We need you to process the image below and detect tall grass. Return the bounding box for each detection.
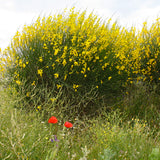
[0,88,159,159]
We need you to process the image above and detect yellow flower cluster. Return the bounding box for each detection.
[1,8,159,94]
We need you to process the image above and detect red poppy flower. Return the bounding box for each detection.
[64,121,73,128]
[48,116,58,124]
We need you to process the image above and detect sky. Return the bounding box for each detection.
[0,0,160,50]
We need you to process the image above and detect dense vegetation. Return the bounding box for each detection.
[0,8,159,159]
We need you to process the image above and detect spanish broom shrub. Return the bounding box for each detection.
[137,20,160,93]
[1,8,160,112]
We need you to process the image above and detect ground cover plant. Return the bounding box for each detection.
[0,88,159,160]
[0,7,160,159]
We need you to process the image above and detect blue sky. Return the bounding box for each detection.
[0,0,160,50]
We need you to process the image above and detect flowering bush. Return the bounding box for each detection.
[1,7,160,111]
[2,8,135,93]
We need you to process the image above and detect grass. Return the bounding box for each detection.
[0,85,160,160]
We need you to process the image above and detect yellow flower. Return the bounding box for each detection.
[73,84,79,89]
[62,59,67,66]
[54,73,59,79]
[108,76,112,81]
[54,49,59,56]
[95,56,99,60]
[74,89,77,92]
[32,81,35,86]
[69,58,73,62]
[57,84,61,89]
[52,63,55,69]
[39,57,43,62]
[37,106,41,110]
[16,80,21,85]
[64,74,67,80]
[50,98,56,102]
[19,60,23,67]
[26,92,30,97]
[38,69,43,77]
[23,63,26,68]
[74,61,78,66]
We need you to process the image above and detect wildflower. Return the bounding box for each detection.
[108,76,112,81]
[31,81,35,86]
[37,105,41,110]
[23,63,26,68]
[74,61,78,66]
[54,49,59,55]
[73,84,79,89]
[50,98,56,102]
[64,121,73,128]
[39,57,43,62]
[26,92,30,97]
[54,73,59,79]
[64,74,67,80]
[48,116,58,124]
[51,135,59,147]
[16,80,21,85]
[54,135,59,142]
[62,59,67,66]
[57,84,61,89]
[52,63,55,69]
[38,69,43,77]
[69,58,73,62]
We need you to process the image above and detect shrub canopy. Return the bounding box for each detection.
[1,8,160,97]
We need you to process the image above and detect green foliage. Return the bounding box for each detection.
[1,7,159,114]
[149,148,160,160]
[0,88,160,159]
[121,82,160,130]
[91,110,159,160]
[99,148,116,160]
